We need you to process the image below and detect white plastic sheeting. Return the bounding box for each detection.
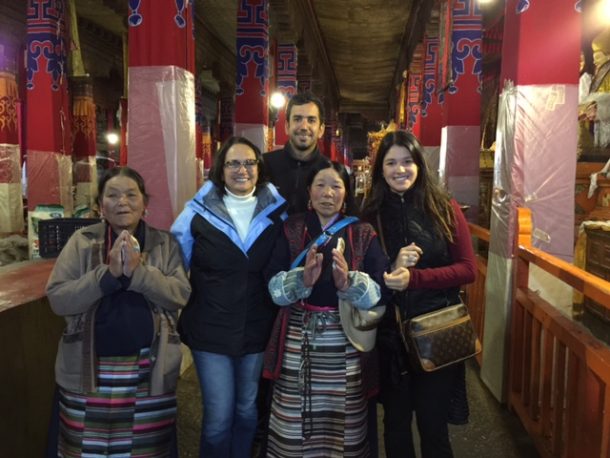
[481,80,578,401]
[74,155,97,210]
[26,150,73,216]
[128,66,196,231]
[439,125,481,222]
[490,81,577,261]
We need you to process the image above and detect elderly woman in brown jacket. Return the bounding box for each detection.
[46,167,190,457]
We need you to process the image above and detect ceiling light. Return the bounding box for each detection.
[602,0,610,23]
[270,91,286,109]
[106,132,119,145]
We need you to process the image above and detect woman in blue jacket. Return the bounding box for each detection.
[171,136,287,458]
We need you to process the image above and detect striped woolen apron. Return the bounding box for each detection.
[267,304,369,458]
[57,348,176,458]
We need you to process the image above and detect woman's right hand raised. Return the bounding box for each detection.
[394,243,423,269]
[303,245,323,287]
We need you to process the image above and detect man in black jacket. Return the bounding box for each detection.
[264,92,330,214]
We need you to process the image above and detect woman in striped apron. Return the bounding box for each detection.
[265,161,388,457]
[46,167,191,457]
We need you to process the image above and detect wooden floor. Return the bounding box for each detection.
[175,360,539,458]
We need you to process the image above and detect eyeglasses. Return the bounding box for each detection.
[224,159,259,170]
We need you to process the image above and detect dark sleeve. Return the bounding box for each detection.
[363,235,389,288]
[100,270,123,295]
[408,200,477,289]
[363,235,392,305]
[264,228,292,283]
[263,152,276,183]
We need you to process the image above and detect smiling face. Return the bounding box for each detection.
[101,175,146,234]
[382,145,419,195]
[285,102,325,159]
[223,143,259,196]
[309,167,346,227]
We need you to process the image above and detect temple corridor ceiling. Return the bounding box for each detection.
[1,0,436,122]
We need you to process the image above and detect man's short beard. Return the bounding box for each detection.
[292,141,313,151]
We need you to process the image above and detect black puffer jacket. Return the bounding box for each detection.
[378,190,460,320]
[175,183,287,356]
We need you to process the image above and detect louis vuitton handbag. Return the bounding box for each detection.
[396,302,481,372]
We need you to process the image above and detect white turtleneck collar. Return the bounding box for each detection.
[224,187,256,200]
[223,187,257,243]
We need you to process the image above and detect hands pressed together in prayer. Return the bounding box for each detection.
[384,242,422,292]
[108,230,141,278]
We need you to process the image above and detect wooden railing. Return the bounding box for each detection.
[465,222,490,365]
[507,208,610,457]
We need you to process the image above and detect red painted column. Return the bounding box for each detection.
[273,43,298,149]
[234,0,270,152]
[127,0,197,230]
[71,77,97,211]
[495,0,580,259]
[0,60,24,233]
[25,1,73,216]
[419,34,443,177]
[481,0,580,402]
[438,0,482,222]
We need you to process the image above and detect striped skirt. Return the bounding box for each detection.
[58,348,177,458]
[267,305,369,458]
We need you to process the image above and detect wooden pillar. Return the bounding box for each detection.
[127,0,197,230]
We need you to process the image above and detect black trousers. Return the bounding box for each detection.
[380,364,459,458]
